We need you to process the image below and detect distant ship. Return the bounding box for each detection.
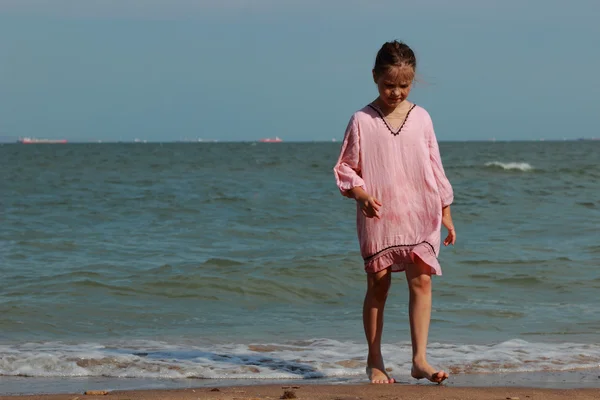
[259,137,282,143]
[17,137,68,144]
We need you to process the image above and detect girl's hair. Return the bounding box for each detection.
[373,40,417,77]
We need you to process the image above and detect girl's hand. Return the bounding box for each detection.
[443,227,456,246]
[359,195,382,219]
[348,187,382,219]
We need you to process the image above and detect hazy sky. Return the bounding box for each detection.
[1,0,599,142]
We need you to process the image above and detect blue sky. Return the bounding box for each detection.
[1,0,599,142]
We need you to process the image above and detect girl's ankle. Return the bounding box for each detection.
[367,352,384,361]
[412,356,427,365]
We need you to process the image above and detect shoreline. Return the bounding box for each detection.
[2,383,600,400]
[2,370,600,399]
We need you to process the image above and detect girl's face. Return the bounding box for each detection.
[373,65,415,109]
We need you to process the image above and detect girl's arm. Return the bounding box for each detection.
[426,115,454,208]
[333,116,381,218]
[442,205,456,246]
[426,113,456,245]
[333,116,366,197]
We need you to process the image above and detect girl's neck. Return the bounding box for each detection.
[372,97,412,116]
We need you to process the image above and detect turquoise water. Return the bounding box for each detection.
[0,141,599,394]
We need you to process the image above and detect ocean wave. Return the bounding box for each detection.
[484,162,534,171]
[1,339,599,380]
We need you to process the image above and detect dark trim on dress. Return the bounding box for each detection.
[368,103,417,136]
[363,241,436,262]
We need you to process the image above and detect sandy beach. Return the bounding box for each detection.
[2,383,600,400]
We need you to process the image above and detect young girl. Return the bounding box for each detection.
[333,40,456,384]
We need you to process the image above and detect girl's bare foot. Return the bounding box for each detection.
[366,355,395,384]
[366,366,395,384]
[411,362,448,384]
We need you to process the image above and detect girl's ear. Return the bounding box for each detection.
[372,69,378,84]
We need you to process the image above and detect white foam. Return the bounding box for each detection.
[485,162,533,171]
[1,339,599,380]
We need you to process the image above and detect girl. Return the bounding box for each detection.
[333,40,456,384]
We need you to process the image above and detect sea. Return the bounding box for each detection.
[0,141,599,395]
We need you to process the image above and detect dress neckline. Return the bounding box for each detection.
[368,103,417,136]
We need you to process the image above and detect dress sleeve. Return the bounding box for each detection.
[426,113,454,207]
[333,115,366,197]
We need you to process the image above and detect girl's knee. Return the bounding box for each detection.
[367,269,392,298]
[409,273,431,293]
[407,256,433,293]
[368,285,390,303]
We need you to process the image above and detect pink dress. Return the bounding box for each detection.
[333,104,454,275]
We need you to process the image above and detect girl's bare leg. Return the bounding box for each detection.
[405,257,448,383]
[363,267,395,383]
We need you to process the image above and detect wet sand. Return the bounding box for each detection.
[2,384,600,400]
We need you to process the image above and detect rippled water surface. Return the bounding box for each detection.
[0,141,598,391]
